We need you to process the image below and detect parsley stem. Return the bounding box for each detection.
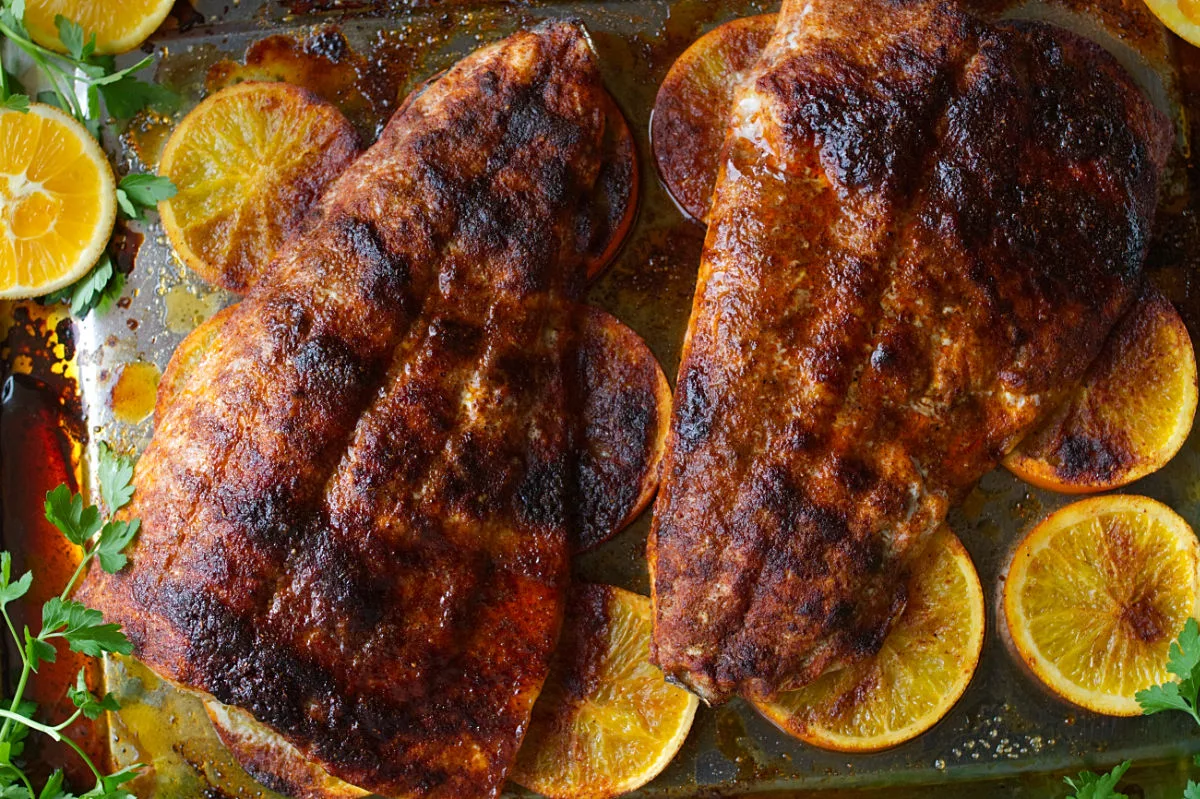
[12,764,34,798]
[60,547,94,602]
[0,706,58,741]
[0,604,23,666]
[0,651,31,741]
[54,706,84,731]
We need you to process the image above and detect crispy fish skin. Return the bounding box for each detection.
[649,0,1172,706]
[79,23,605,798]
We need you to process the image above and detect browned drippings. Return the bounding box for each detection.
[111,361,162,424]
[204,24,456,141]
[0,305,110,786]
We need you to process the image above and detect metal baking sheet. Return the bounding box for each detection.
[6,1,1200,796]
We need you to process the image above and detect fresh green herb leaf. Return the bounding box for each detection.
[94,519,139,574]
[67,254,115,317]
[115,174,176,221]
[66,670,120,721]
[1136,618,1200,723]
[91,270,125,316]
[0,553,32,606]
[24,627,54,671]
[0,440,145,794]
[1185,781,1200,799]
[0,94,27,112]
[118,173,175,209]
[52,15,91,62]
[114,189,137,219]
[97,442,135,512]
[1063,761,1129,799]
[43,485,102,547]
[35,770,62,799]
[99,75,178,120]
[41,597,132,657]
[34,90,62,111]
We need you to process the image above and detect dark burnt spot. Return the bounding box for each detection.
[515,456,567,530]
[220,480,303,552]
[1122,598,1168,644]
[834,456,876,494]
[341,217,414,311]
[427,318,482,359]
[675,368,713,449]
[1055,432,1130,483]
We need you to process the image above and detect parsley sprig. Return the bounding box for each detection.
[0,443,143,798]
[1062,618,1200,799]
[0,0,177,317]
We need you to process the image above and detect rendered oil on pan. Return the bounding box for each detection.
[5,0,1200,796]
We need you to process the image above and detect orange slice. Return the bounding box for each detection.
[1004,495,1200,716]
[158,82,358,294]
[1140,0,1200,47]
[511,584,698,799]
[0,103,116,299]
[755,526,984,752]
[26,0,175,55]
[651,14,776,222]
[569,306,671,552]
[581,93,639,281]
[1004,287,1197,493]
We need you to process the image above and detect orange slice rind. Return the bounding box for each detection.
[1003,495,1200,716]
[754,526,984,752]
[511,584,698,799]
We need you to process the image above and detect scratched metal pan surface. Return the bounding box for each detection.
[57,0,1200,796]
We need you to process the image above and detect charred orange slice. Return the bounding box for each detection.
[26,0,175,55]
[158,82,358,294]
[570,306,671,551]
[581,93,639,281]
[1141,0,1200,46]
[1004,288,1197,493]
[754,526,984,752]
[1004,495,1200,716]
[0,103,116,299]
[511,584,698,799]
[651,14,775,222]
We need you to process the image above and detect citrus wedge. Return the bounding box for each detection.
[1004,495,1200,716]
[26,0,175,55]
[651,14,776,222]
[511,584,698,799]
[158,81,358,294]
[1140,0,1200,47]
[754,526,984,752]
[1005,287,1197,493]
[0,102,115,299]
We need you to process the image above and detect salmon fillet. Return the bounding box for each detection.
[649,0,1172,705]
[80,23,605,798]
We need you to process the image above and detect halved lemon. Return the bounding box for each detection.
[1004,495,1200,716]
[158,82,358,294]
[511,584,698,799]
[754,526,984,752]
[0,103,115,299]
[25,0,175,55]
[1004,287,1197,494]
[1140,0,1200,47]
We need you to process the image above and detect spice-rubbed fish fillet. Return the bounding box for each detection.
[80,23,605,798]
[649,0,1172,705]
